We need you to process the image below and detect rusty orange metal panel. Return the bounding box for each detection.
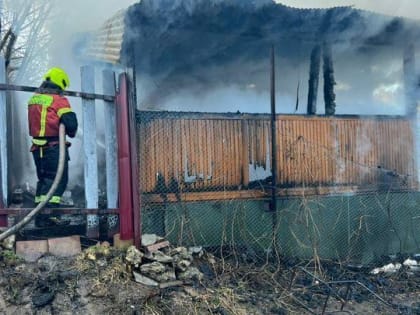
[137,113,416,195]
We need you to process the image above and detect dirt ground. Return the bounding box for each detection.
[1,246,420,315]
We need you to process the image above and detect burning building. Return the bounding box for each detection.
[1,0,419,262]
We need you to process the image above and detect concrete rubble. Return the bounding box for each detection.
[126,234,205,288]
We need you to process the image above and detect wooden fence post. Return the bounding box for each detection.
[103,69,119,237]
[81,66,99,238]
[0,57,7,227]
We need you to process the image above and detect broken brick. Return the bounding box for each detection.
[16,240,48,262]
[145,240,170,253]
[48,235,81,257]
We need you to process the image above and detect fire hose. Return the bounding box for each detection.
[0,123,66,242]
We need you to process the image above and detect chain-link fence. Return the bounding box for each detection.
[137,110,420,264]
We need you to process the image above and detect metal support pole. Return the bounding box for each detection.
[270,46,279,254]
[116,73,134,241]
[103,70,119,237]
[0,57,7,227]
[270,46,277,212]
[81,66,99,238]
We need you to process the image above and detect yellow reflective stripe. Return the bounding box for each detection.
[32,139,47,146]
[57,107,72,117]
[39,106,48,137]
[28,94,54,137]
[49,196,61,204]
[36,195,47,203]
[28,94,53,107]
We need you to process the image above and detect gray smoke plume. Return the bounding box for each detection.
[120,0,420,114]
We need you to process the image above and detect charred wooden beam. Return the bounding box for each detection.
[403,43,416,116]
[323,42,336,115]
[307,45,321,115]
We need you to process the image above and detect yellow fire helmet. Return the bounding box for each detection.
[43,67,70,90]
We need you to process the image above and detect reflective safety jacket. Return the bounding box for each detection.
[28,93,77,146]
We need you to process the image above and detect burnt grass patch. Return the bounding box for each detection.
[0,247,420,314]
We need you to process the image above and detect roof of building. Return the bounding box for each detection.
[82,9,126,64]
[81,1,420,66]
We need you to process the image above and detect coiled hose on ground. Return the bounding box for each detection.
[0,123,66,242]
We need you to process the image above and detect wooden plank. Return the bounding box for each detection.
[143,123,150,192]
[284,120,291,185]
[81,66,99,238]
[296,119,302,185]
[208,119,215,186]
[0,83,115,101]
[248,120,254,167]
[277,118,283,185]
[153,120,159,192]
[241,120,250,186]
[302,120,309,184]
[226,119,232,187]
[208,119,214,189]
[216,119,224,187]
[201,120,208,189]
[174,119,181,189]
[225,120,232,187]
[308,120,315,184]
[399,121,407,180]
[102,70,118,208]
[316,120,323,183]
[233,120,243,186]
[189,118,197,189]
[234,120,241,186]
[347,120,351,183]
[0,57,7,216]
[291,119,298,184]
[272,119,276,184]
[142,185,391,204]
[163,119,169,189]
[102,70,118,237]
[144,123,152,192]
[207,119,214,188]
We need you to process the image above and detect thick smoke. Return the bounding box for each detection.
[122,0,420,115]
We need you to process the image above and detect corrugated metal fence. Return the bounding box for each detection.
[138,112,416,197]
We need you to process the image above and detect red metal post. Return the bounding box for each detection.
[115,73,135,241]
[0,201,6,227]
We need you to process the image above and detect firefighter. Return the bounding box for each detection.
[28,67,78,226]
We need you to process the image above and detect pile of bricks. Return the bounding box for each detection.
[125,234,204,289]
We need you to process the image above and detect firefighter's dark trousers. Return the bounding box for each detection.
[32,145,69,205]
